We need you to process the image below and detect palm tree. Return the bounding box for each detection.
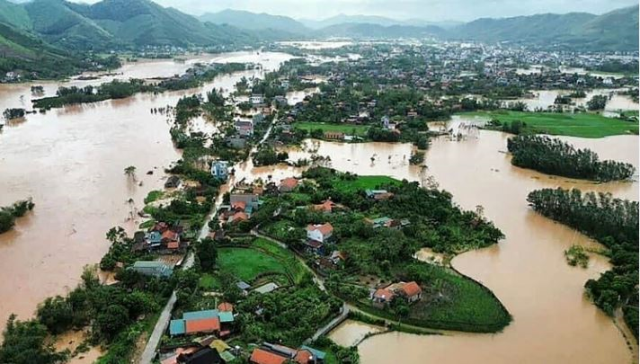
[124,166,137,181]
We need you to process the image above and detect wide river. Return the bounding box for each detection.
[0,52,637,364]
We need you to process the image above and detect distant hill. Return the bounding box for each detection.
[200,9,308,35]
[450,6,639,51]
[318,22,446,39]
[301,14,401,29]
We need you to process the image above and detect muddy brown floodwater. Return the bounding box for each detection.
[0,52,292,338]
[321,130,638,364]
[230,130,638,363]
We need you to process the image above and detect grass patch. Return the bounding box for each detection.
[217,247,285,282]
[333,175,400,193]
[139,219,156,229]
[463,110,639,138]
[144,190,164,204]
[253,238,307,284]
[198,273,221,290]
[294,122,370,136]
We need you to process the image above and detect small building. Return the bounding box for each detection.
[177,347,225,364]
[312,200,334,213]
[323,131,344,140]
[230,193,259,210]
[372,287,395,307]
[365,189,394,201]
[165,175,181,188]
[235,119,254,137]
[250,348,287,364]
[211,160,229,180]
[279,177,298,192]
[306,223,333,243]
[250,94,265,106]
[254,282,279,294]
[170,310,223,337]
[397,281,423,303]
[130,261,173,278]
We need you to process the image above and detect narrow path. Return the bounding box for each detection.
[309,303,350,342]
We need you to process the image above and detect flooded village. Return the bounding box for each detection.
[0,29,638,364]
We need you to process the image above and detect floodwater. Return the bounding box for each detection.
[0,52,292,334]
[329,320,385,347]
[334,130,638,364]
[510,89,638,114]
[233,130,638,363]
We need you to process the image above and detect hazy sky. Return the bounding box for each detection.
[70,0,638,21]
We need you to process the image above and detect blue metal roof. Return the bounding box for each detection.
[300,346,326,360]
[169,319,185,336]
[183,309,219,321]
[218,311,234,323]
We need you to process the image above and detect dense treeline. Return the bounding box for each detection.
[507,135,635,181]
[3,108,26,120]
[0,199,35,234]
[527,188,638,339]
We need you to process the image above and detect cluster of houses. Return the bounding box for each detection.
[133,221,188,253]
[372,281,423,308]
[249,343,327,364]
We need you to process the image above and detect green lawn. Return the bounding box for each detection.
[294,122,370,136]
[462,111,639,138]
[217,248,285,282]
[333,175,400,193]
[253,238,307,284]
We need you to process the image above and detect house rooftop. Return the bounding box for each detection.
[250,348,288,364]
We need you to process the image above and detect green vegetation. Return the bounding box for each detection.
[527,188,638,339]
[143,190,163,204]
[472,110,639,138]
[0,315,68,364]
[564,245,589,268]
[331,174,400,193]
[0,199,35,234]
[256,167,510,332]
[294,122,370,136]
[507,135,635,181]
[3,108,25,120]
[217,247,285,282]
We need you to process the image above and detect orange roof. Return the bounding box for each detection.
[185,318,220,334]
[218,302,233,312]
[162,230,179,241]
[232,201,246,211]
[315,223,333,236]
[232,212,248,222]
[250,348,288,364]
[373,288,394,302]
[167,241,180,249]
[313,200,334,212]
[280,177,298,189]
[294,350,313,364]
[401,281,422,297]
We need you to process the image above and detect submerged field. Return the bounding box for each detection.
[463,111,639,138]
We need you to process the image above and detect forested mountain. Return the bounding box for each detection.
[450,6,639,51]
[200,9,308,35]
[0,0,259,50]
